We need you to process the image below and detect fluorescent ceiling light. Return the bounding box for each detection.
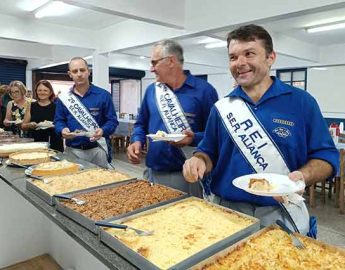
[306,21,345,33]
[38,60,69,69]
[205,41,227,49]
[139,56,146,59]
[198,37,221,44]
[17,0,50,12]
[35,1,75,19]
[311,67,327,70]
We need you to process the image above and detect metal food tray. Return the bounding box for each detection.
[26,175,135,206]
[189,225,345,269]
[55,179,188,234]
[99,197,260,270]
[190,226,275,270]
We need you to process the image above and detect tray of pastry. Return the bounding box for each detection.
[26,168,133,205]
[190,225,345,270]
[98,197,260,270]
[55,179,187,234]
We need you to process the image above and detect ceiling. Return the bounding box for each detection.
[1,0,345,74]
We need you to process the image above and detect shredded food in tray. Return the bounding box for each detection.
[105,198,254,269]
[31,168,130,195]
[62,180,184,220]
[199,228,345,270]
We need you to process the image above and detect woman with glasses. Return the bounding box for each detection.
[22,80,63,152]
[3,80,31,137]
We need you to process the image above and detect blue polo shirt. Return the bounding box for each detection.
[55,84,118,148]
[197,77,339,206]
[131,73,218,171]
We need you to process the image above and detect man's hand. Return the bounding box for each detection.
[30,122,38,129]
[61,127,76,139]
[273,170,306,202]
[90,128,103,141]
[169,130,194,148]
[127,141,142,164]
[183,156,206,183]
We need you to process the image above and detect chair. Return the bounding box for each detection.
[335,149,345,214]
[110,134,126,153]
[307,178,333,208]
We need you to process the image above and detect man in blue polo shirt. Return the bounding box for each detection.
[183,24,339,234]
[55,57,118,168]
[127,39,218,196]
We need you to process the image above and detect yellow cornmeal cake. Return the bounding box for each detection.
[105,198,254,269]
[197,227,345,270]
[9,150,54,165]
[31,168,130,195]
[0,142,48,157]
[31,160,80,176]
[155,130,166,137]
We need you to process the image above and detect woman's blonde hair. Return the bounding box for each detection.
[9,80,26,98]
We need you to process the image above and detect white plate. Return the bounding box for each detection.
[233,173,305,196]
[70,131,95,138]
[146,133,186,142]
[6,120,23,124]
[36,121,54,130]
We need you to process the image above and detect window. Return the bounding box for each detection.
[277,68,307,90]
[0,58,27,85]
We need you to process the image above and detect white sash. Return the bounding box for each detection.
[215,97,289,174]
[59,90,108,157]
[155,82,190,133]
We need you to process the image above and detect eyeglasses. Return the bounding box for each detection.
[10,91,20,95]
[150,56,171,67]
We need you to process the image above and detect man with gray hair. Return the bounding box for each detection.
[127,39,218,196]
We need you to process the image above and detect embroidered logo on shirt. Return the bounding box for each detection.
[89,107,100,116]
[273,118,294,126]
[273,127,291,138]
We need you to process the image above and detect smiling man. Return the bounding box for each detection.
[127,39,218,196]
[183,24,339,235]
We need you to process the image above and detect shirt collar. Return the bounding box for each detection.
[182,70,195,88]
[227,76,293,104]
[71,84,95,97]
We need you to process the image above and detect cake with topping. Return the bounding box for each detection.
[31,160,80,176]
[248,178,272,192]
[9,149,55,165]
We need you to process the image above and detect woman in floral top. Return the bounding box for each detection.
[3,81,31,137]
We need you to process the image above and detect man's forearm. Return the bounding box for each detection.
[299,159,333,186]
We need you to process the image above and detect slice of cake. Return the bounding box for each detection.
[31,160,80,176]
[9,150,55,165]
[155,130,167,137]
[248,178,272,192]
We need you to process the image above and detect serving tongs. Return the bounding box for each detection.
[276,220,305,249]
[95,221,154,236]
[54,194,86,205]
[27,174,52,184]
[7,162,29,169]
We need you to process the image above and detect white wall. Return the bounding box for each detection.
[208,73,233,98]
[307,66,345,118]
[140,72,233,100]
